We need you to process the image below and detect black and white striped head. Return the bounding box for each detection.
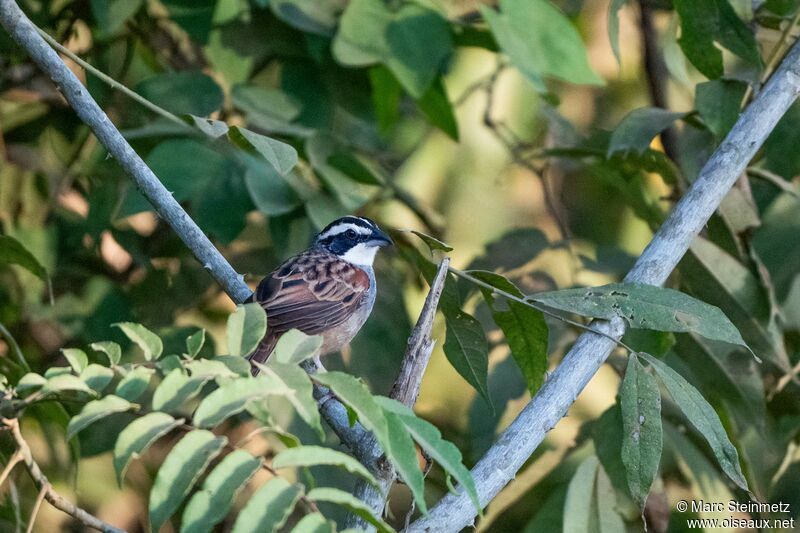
[314,216,393,266]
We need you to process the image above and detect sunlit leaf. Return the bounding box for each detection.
[193,377,275,428]
[232,477,303,533]
[113,322,163,361]
[67,395,132,439]
[273,445,379,487]
[61,348,88,373]
[91,341,122,365]
[227,303,268,357]
[291,513,335,533]
[185,329,206,358]
[563,455,599,532]
[306,487,394,533]
[182,450,262,533]
[42,374,95,395]
[229,126,299,176]
[149,430,227,531]
[152,368,210,413]
[382,410,427,514]
[79,364,114,393]
[268,329,323,366]
[312,371,389,446]
[257,363,324,438]
[114,412,184,485]
[115,366,154,401]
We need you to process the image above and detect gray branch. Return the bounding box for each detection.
[407,38,800,533]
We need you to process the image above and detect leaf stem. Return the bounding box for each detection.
[35,27,186,128]
[447,266,635,353]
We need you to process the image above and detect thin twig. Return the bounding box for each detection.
[35,27,185,128]
[0,451,23,487]
[1,418,126,533]
[25,485,46,533]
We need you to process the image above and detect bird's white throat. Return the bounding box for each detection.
[341,243,379,266]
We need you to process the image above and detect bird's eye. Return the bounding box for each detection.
[345,229,357,239]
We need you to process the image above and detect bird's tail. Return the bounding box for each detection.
[247,332,279,376]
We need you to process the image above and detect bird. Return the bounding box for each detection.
[247,216,393,374]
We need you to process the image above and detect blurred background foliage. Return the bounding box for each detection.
[1,0,800,531]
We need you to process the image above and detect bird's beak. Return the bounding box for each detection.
[368,228,393,247]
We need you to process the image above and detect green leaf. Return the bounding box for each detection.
[115,366,154,401]
[186,359,240,379]
[42,374,95,395]
[305,487,394,533]
[595,465,626,533]
[383,4,453,98]
[469,271,549,394]
[377,397,480,514]
[113,322,163,361]
[61,348,88,373]
[531,282,750,350]
[312,371,389,445]
[0,235,47,281]
[152,368,210,412]
[270,0,343,36]
[183,115,229,139]
[416,77,459,141]
[181,449,262,533]
[258,363,324,438]
[273,445,379,487]
[15,373,46,394]
[226,303,267,358]
[674,0,761,79]
[90,0,144,36]
[136,72,223,116]
[408,230,453,253]
[231,85,305,136]
[193,377,274,428]
[682,237,784,368]
[382,410,427,514]
[563,455,599,533]
[67,395,132,439]
[443,311,491,406]
[291,513,335,533]
[607,107,685,157]
[114,412,184,485]
[80,364,114,392]
[232,477,303,533]
[186,329,206,358]
[480,0,603,91]
[91,341,122,365]
[639,353,748,491]
[695,79,748,140]
[333,0,452,97]
[370,66,402,136]
[268,329,323,366]
[149,430,227,531]
[607,0,628,64]
[228,126,299,176]
[619,355,662,508]
[243,157,303,216]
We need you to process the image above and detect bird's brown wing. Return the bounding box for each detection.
[247,251,370,369]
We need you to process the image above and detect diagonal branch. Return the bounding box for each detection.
[1,418,127,533]
[406,36,800,533]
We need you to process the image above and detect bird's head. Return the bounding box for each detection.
[314,216,393,266]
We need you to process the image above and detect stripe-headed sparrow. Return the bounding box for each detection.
[248,216,393,373]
